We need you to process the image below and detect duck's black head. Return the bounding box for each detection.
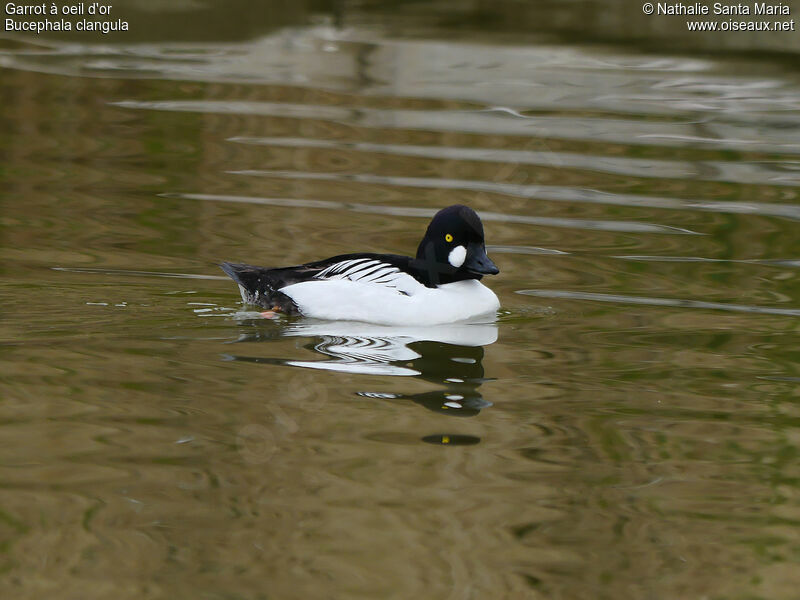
[413,205,499,286]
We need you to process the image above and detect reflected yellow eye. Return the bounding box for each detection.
[445,234,453,242]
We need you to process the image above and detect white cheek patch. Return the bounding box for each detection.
[448,245,467,268]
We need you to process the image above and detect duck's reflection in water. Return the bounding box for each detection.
[225,319,498,418]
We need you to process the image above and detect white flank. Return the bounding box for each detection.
[280,278,500,326]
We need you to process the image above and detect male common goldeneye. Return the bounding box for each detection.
[220,204,500,326]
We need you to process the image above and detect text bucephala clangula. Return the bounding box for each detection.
[220,204,500,326]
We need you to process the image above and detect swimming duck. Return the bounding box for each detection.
[220,204,500,326]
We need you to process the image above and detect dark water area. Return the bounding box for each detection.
[2,1,800,598]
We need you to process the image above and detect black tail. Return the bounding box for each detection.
[220,262,258,289]
[219,262,300,314]
[220,262,271,305]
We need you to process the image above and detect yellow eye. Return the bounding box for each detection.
[445,234,453,243]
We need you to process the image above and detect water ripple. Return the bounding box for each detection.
[228,168,800,221]
[517,289,800,316]
[52,267,228,280]
[166,192,698,235]
[229,136,800,188]
[113,99,800,154]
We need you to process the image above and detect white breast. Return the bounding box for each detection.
[280,278,500,326]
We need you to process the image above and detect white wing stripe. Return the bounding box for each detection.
[338,261,374,277]
[353,264,391,280]
[342,261,380,278]
[360,266,399,281]
[360,267,398,282]
[316,258,372,278]
[315,259,404,286]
